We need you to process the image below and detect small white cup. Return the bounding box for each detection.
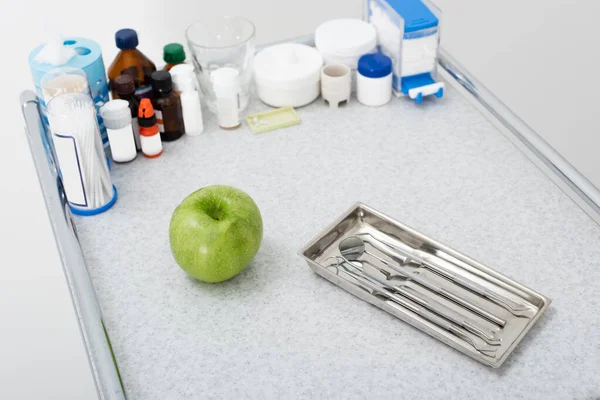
[321,64,351,108]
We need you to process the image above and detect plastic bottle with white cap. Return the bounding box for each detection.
[170,64,204,136]
[211,67,241,129]
[100,99,137,162]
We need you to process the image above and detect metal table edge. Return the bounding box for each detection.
[20,92,126,400]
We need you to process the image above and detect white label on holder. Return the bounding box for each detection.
[155,110,164,133]
[53,134,87,207]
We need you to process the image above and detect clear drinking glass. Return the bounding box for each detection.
[186,16,256,113]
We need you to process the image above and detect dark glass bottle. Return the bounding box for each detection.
[114,74,142,151]
[108,29,157,100]
[151,71,185,141]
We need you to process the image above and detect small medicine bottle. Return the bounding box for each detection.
[108,29,157,100]
[171,64,203,136]
[163,43,186,71]
[211,67,241,129]
[151,70,185,141]
[114,74,141,151]
[138,99,163,158]
[100,100,137,163]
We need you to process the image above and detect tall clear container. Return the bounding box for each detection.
[368,0,444,102]
[186,16,255,113]
[47,93,117,215]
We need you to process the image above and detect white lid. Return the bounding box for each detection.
[170,64,196,91]
[100,99,131,130]
[315,19,377,57]
[253,43,323,90]
[170,64,194,81]
[211,67,239,96]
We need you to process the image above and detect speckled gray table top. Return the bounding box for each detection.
[76,80,600,399]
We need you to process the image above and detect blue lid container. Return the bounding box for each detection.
[384,0,439,33]
[358,53,393,78]
[29,38,109,144]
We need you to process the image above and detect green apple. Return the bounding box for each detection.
[169,185,263,283]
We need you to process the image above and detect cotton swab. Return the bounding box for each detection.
[46,92,115,214]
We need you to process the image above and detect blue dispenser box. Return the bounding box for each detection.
[29,38,109,143]
[369,0,444,103]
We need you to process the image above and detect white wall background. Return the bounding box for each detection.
[1,0,598,398]
[434,0,600,189]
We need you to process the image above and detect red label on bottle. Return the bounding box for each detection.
[154,110,165,133]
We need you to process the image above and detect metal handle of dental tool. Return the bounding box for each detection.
[339,238,496,342]
[359,233,530,316]
[361,263,500,345]
[331,258,497,357]
[451,275,528,314]
[359,237,507,327]
[402,305,497,358]
[340,236,506,327]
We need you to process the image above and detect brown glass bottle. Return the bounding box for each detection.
[108,29,156,100]
[114,74,142,151]
[151,71,184,141]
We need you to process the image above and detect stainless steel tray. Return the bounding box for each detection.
[299,203,551,368]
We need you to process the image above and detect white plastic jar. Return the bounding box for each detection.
[357,53,393,107]
[100,99,137,162]
[253,43,323,108]
[315,18,377,90]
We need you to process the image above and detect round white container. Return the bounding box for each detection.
[357,53,393,107]
[100,99,137,162]
[315,19,377,70]
[253,43,323,108]
[357,73,392,106]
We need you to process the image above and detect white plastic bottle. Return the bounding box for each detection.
[211,67,241,129]
[100,99,137,162]
[170,64,204,136]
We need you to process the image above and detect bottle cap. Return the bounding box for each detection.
[211,67,239,97]
[151,70,173,96]
[114,74,136,95]
[315,19,377,57]
[170,64,196,91]
[115,29,139,50]
[163,43,186,64]
[100,99,132,130]
[138,98,157,127]
[358,53,392,78]
[253,43,323,91]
